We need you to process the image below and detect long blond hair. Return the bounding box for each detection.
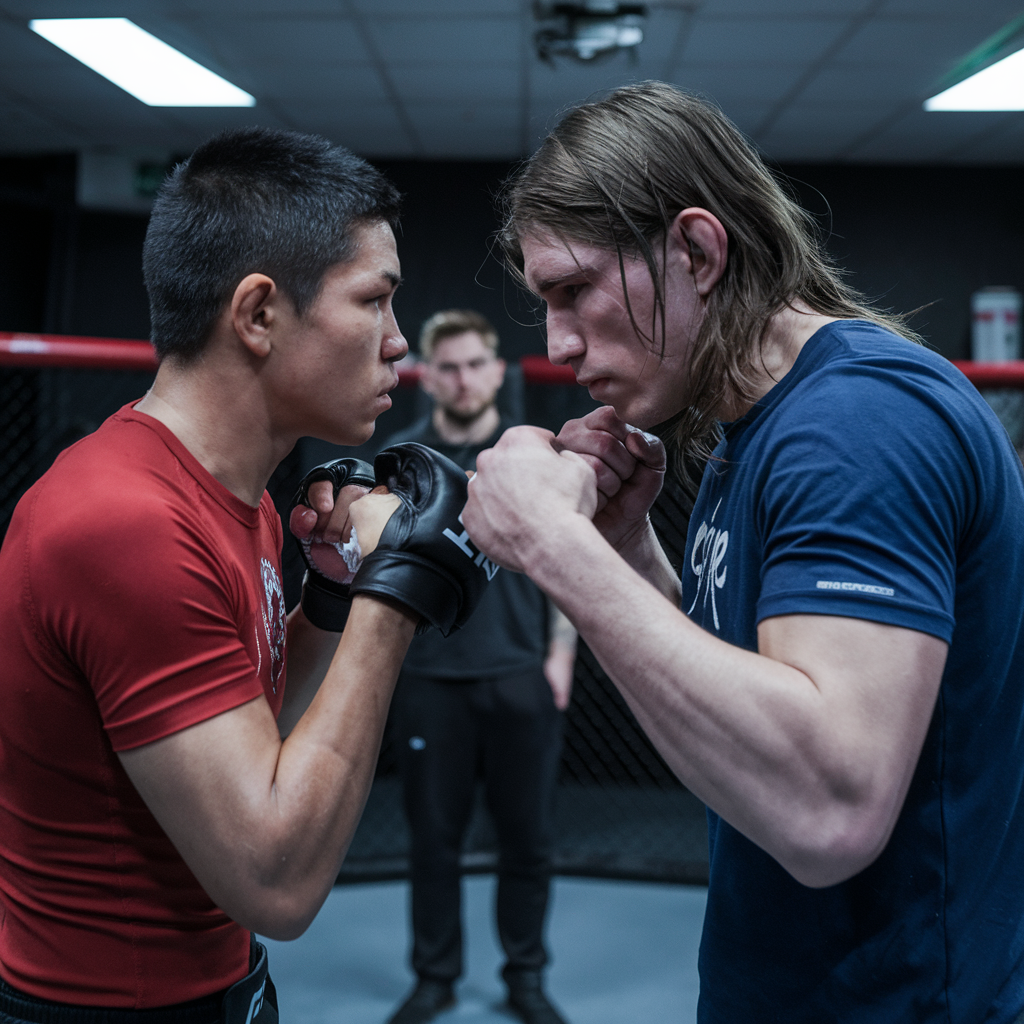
[499,81,919,467]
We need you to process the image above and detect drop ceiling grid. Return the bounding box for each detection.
[0,1,1018,162]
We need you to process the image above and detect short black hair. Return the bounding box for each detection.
[142,126,401,362]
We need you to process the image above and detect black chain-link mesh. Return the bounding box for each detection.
[341,465,710,885]
[1,367,157,539]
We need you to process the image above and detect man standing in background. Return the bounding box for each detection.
[382,311,575,1024]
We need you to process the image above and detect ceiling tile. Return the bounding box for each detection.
[805,63,937,104]
[406,99,520,157]
[761,101,897,156]
[849,108,1015,161]
[672,64,807,106]
[366,15,519,65]
[713,102,778,137]
[950,117,1024,163]
[0,62,147,107]
[390,64,519,102]
[255,64,386,103]
[273,98,412,154]
[197,15,368,67]
[838,14,1019,69]
[0,1,179,15]
[880,0,1022,15]
[700,0,867,12]
[353,0,519,12]
[0,19,81,67]
[528,62,650,103]
[407,98,517,133]
[174,0,353,11]
[629,7,694,70]
[0,98,81,149]
[683,15,850,65]
[157,106,291,134]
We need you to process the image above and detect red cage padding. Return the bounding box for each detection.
[0,333,580,386]
[0,334,157,371]
[950,361,1024,388]
[3,333,1021,389]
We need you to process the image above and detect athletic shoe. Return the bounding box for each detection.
[385,979,455,1024]
[504,971,569,1024]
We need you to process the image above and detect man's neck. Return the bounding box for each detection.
[716,303,840,422]
[135,358,291,508]
[431,402,500,446]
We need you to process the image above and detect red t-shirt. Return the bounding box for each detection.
[0,403,287,1007]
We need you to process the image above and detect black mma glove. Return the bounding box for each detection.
[350,442,497,636]
[292,458,376,632]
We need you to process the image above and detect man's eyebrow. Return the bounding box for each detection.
[531,267,592,295]
[382,270,403,288]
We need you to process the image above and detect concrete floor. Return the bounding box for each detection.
[261,876,707,1024]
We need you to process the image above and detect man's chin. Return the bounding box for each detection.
[603,398,653,431]
[442,402,493,427]
[315,420,375,448]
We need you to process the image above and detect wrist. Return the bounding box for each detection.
[520,511,603,584]
[349,593,420,637]
[300,571,351,632]
[617,518,681,602]
[615,515,658,566]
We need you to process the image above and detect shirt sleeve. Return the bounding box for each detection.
[754,369,974,642]
[28,486,265,751]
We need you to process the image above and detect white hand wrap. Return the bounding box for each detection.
[335,527,364,575]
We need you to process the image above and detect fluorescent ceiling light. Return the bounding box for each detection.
[29,18,254,107]
[925,46,1024,111]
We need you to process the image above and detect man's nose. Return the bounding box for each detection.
[545,315,585,365]
[384,312,408,362]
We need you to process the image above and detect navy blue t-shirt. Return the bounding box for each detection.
[683,321,1024,1023]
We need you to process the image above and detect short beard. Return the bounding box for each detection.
[440,402,494,428]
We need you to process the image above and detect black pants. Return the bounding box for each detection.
[397,667,564,984]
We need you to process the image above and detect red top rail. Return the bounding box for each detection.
[2,333,1022,389]
[0,333,580,385]
[0,333,158,372]
[950,361,1024,388]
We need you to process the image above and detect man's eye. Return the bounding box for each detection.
[564,284,583,299]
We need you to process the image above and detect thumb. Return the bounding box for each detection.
[289,505,318,539]
[624,425,667,472]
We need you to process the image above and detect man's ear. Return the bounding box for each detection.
[230,273,278,358]
[669,208,728,297]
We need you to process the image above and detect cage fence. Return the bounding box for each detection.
[4,339,1022,888]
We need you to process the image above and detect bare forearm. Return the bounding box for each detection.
[122,596,416,938]
[614,517,682,604]
[252,597,415,928]
[277,606,342,737]
[521,517,915,886]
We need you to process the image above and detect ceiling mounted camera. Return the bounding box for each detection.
[534,2,647,63]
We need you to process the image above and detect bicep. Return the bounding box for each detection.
[118,696,282,914]
[759,613,948,828]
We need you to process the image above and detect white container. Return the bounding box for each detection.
[971,287,1022,362]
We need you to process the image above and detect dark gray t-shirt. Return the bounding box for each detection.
[380,415,548,680]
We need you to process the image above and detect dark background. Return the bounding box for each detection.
[3,155,1024,364]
